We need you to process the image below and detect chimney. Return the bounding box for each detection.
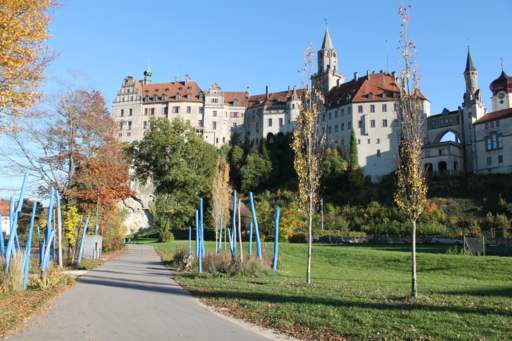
[336,79,340,86]
[265,85,269,99]
[366,70,369,77]
[354,72,359,80]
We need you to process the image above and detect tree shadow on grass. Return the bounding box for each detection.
[188,289,511,317]
[441,287,512,297]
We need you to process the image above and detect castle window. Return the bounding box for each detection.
[348,121,352,129]
[151,108,155,115]
[358,105,363,113]
[499,155,504,164]
[322,114,325,122]
[382,104,387,112]
[368,138,371,144]
[496,120,500,127]
[129,108,133,116]
[143,121,148,129]
[370,120,376,128]
[128,121,132,130]
[358,120,363,128]
[268,118,272,127]
[341,123,345,130]
[164,107,168,117]
[187,106,191,113]
[213,110,217,117]
[335,110,338,118]
[377,138,380,144]
[394,103,398,112]
[486,133,502,151]
[212,121,217,130]
[144,108,148,115]
[370,105,375,113]
[357,139,361,144]
[173,106,179,113]
[348,107,352,114]
[212,98,218,103]
[383,119,388,127]
[334,125,339,132]
[279,118,283,127]
[487,156,492,166]
[120,109,124,117]
[328,112,332,120]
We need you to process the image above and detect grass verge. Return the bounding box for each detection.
[154,240,512,340]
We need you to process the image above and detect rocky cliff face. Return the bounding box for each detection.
[118,195,153,234]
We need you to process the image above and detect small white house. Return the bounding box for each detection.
[0,199,10,238]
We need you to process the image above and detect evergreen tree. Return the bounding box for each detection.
[349,129,358,171]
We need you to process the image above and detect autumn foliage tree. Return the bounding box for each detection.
[393,6,428,298]
[0,0,55,129]
[212,156,231,243]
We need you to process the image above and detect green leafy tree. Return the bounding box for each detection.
[240,151,272,192]
[228,144,244,188]
[130,118,217,230]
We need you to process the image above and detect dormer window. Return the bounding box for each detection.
[187,94,192,100]
[175,95,180,100]
[368,93,373,99]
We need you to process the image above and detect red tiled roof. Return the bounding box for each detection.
[248,88,305,108]
[474,108,512,125]
[327,72,426,108]
[224,91,249,107]
[141,81,203,102]
[0,199,9,216]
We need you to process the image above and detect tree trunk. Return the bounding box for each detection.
[411,219,417,297]
[306,191,313,285]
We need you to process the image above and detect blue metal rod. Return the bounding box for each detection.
[249,192,262,259]
[195,210,199,258]
[272,207,281,271]
[23,202,37,289]
[77,216,90,266]
[198,199,203,273]
[5,198,17,269]
[249,221,253,257]
[232,191,237,256]
[0,211,4,258]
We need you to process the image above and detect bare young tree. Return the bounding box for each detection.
[291,45,325,285]
[394,6,428,298]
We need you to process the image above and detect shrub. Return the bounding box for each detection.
[103,207,128,251]
[33,265,66,290]
[173,248,195,271]
[288,232,306,243]
[202,252,270,277]
[160,229,174,242]
[0,254,24,292]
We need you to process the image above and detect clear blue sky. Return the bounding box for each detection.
[1,0,512,195]
[44,0,512,113]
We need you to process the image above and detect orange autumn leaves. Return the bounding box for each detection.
[0,0,55,128]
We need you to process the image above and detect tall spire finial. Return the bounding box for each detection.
[501,57,505,72]
[465,46,476,72]
[321,26,333,49]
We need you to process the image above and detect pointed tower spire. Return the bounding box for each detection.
[321,28,333,49]
[465,47,476,72]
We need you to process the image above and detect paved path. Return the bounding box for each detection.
[7,244,272,341]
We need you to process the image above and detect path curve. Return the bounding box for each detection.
[6,244,272,341]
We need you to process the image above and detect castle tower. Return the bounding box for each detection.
[490,63,512,112]
[464,48,479,101]
[311,29,344,98]
[461,48,486,173]
[143,66,152,85]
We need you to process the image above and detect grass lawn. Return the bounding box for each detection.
[153,241,512,340]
